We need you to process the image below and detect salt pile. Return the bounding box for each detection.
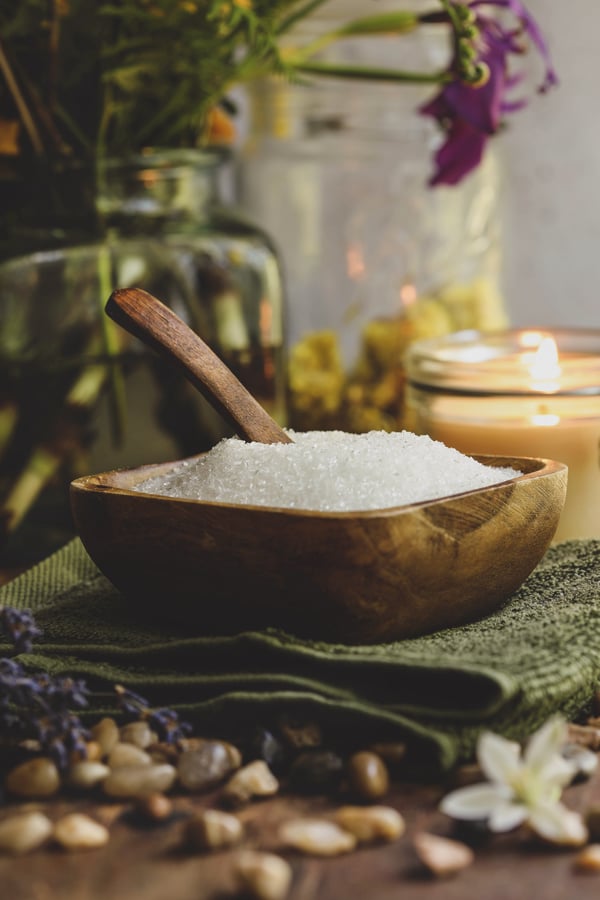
[134,430,519,512]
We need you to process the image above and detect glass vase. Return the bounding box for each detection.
[237,12,507,433]
[0,149,286,565]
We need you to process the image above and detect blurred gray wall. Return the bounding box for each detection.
[499,0,600,328]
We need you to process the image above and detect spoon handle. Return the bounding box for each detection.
[106,287,292,444]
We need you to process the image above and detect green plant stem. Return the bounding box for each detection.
[0,38,44,157]
[96,243,128,446]
[295,61,450,85]
[0,329,126,543]
[0,403,18,465]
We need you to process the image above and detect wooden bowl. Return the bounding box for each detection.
[70,454,567,643]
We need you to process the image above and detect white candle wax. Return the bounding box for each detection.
[425,398,600,543]
[405,330,600,543]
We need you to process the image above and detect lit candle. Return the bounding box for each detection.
[405,329,600,542]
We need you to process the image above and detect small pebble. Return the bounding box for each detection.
[0,811,53,855]
[413,832,474,877]
[574,844,600,872]
[278,717,322,750]
[120,721,157,749]
[148,742,179,764]
[346,751,389,801]
[135,793,173,823]
[184,809,243,850]
[53,813,110,850]
[279,818,356,856]
[91,717,120,757]
[233,850,292,900]
[6,758,61,798]
[222,760,279,806]
[103,763,177,799]
[562,744,598,779]
[69,741,102,765]
[177,737,207,753]
[177,741,240,792]
[108,743,152,768]
[288,750,344,794]
[451,763,484,788]
[244,727,287,773]
[333,805,405,843]
[67,761,110,791]
[367,742,407,770]
[567,723,600,751]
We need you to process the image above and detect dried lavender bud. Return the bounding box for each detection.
[0,607,43,655]
[114,685,192,744]
[0,657,89,770]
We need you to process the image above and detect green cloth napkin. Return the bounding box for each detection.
[2,537,600,774]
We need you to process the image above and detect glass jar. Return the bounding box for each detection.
[237,9,507,433]
[0,149,286,565]
[405,328,600,542]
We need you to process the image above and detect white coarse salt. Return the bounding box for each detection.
[134,430,520,512]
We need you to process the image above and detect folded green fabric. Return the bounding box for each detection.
[2,537,600,774]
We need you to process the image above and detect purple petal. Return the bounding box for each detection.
[443,52,506,134]
[469,0,558,91]
[428,119,488,187]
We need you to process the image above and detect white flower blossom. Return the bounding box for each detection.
[440,717,588,846]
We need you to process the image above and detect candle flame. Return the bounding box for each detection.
[527,336,561,393]
[531,412,560,427]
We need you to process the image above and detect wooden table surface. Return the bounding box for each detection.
[1,761,600,900]
[1,569,600,899]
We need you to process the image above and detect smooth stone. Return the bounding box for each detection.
[0,811,53,854]
[119,721,157,749]
[5,758,61,798]
[108,743,152,768]
[279,818,356,856]
[222,760,279,806]
[288,750,344,794]
[90,718,120,757]
[134,793,173,823]
[103,763,176,798]
[184,809,244,850]
[413,832,474,877]
[53,813,110,850]
[346,751,389,801]
[67,761,110,791]
[233,850,292,900]
[177,741,238,792]
[334,805,405,843]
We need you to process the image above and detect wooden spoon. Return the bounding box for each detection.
[105,287,292,444]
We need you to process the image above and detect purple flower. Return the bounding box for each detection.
[420,0,557,186]
[0,607,43,655]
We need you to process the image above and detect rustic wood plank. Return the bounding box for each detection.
[0,768,599,899]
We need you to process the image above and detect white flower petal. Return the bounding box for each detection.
[562,744,599,778]
[524,716,567,772]
[528,802,588,847]
[477,731,521,784]
[488,802,528,833]
[440,783,510,821]
[535,754,577,790]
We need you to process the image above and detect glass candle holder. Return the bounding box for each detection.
[405,328,600,543]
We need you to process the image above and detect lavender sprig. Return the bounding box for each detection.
[115,685,192,744]
[0,606,193,769]
[0,607,43,654]
[0,656,90,770]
